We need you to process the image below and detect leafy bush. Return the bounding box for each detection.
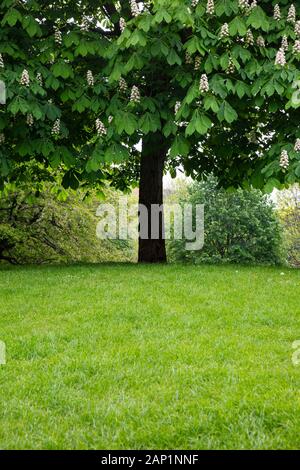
[0,187,134,265]
[168,176,284,266]
[278,186,300,268]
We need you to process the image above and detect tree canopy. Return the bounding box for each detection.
[1,0,300,196]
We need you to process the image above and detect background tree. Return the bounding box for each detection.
[0,181,135,264]
[1,1,300,263]
[278,184,300,267]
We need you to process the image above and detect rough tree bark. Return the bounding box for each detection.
[138,132,168,263]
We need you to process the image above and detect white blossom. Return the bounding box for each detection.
[52,119,61,136]
[119,77,128,93]
[87,70,94,87]
[280,150,289,170]
[295,21,300,37]
[96,119,107,137]
[26,114,34,127]
[20,69,30,87]
[130,85,141,103]
[250,1,257,10]
[175,101,181,114]
[246,29,254,46]
[294,139,300,152]
[36,72,43,86]
[273,4,281,21]
[200,74,209,93]
[54,27,62,45]
[248,130,258,144]
[293,40,300,54]
[185,51,193,64]
[287,4,296,24]
[281,35,289,51]
[275,48,286,66]
[108,116,113,124]
[0,133,5,144]
[191,0,199,7]
[226,57,235,74]
[220,23,229,39]
[119,17,126,32]
[257,36,265,47]
[238,0,250,11]
[81,16,90,32]
[194,56,201,70]
[0,54,4,69]
[130,0,140,17]
[206,0,215,15]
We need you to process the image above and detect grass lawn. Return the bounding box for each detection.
[0,263,299,450]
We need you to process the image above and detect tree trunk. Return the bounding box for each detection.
[138,132,167,263]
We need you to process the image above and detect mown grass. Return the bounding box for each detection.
[0,263,299,450]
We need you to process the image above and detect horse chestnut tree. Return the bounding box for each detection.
[0,1,300,262]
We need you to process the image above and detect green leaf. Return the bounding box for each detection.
[229,16,247,36]
[295,164,300,178]
[72,95,91,113]
[60,146,76,167]
[264,178,281,193]
[235,81,249,99]
[62,170,80,190]
[139,14,152,32]
[104,143,129,163]
[45,75,60,91]
[186,111,212,136]
[170,136,190,157]
[218,101,238,123]
[109,61,123,82]
[22,16,41,37]
[52,62,73,79]
[115,112,137,135]
[167,49,182,66]
[44,103,61,121]
[16,141,32,156]
[64,32,80,47]
[163,120,177,138]
[203,95,220,113]
[247,6,269,32]
[139,113,161,134]
[127,30,147,47]
[2,8,22,27]
[185,36,206,55]
[153,8,172,24]
[8,97,29,115]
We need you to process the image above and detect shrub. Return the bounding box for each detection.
[168,176,284,266]
[278,185,300,268]
[0,187,134,265]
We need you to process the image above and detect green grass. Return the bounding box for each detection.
[0,263,299,450]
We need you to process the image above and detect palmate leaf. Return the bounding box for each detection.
[229,16,247,36]
[247,6,269,32]
[167,49,182,66]
[186,110,212,136]
[104,143,129,163]
[217,101,238,124]
[52,62,74,79]
[115,112,138,136]
[2,7,22,27]
[139,112,161,134]
[170,135,190,157]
